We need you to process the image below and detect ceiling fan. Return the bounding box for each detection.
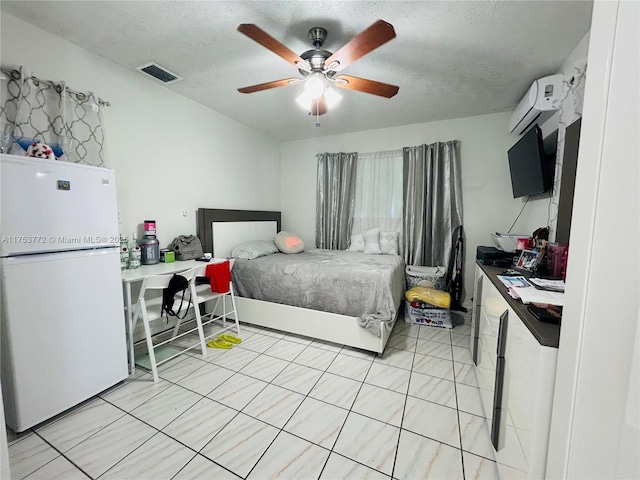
[237,20,399,116]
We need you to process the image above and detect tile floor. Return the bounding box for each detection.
[7,315,500,480]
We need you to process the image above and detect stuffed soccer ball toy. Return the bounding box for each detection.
[26,142,55,160]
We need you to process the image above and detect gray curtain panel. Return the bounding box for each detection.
[316,152,358,249]
[403,141,463,267]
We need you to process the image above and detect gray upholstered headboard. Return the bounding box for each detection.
[196,208,282,258]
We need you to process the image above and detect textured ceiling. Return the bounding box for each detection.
[1,1,593,141]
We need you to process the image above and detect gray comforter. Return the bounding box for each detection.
[232,249,406,337]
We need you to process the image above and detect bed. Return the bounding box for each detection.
[196,208,405,354]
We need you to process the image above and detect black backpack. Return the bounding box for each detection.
[161,274,191,319]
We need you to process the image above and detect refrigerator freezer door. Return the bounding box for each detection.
[1,248,127,432]
[0,154,120,256]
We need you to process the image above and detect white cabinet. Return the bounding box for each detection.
[472,264,559,479]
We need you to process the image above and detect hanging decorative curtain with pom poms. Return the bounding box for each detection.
[0,66,110,167]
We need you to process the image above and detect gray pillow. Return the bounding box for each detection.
[274,231,305,254]
[230,240,279,259]
[363,227,382,255]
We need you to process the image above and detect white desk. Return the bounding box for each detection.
[121,260,199,373]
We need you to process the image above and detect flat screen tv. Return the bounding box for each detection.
[507,125,554,198]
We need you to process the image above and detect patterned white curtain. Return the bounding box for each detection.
[352,149,403,237]
[0,66,108,167]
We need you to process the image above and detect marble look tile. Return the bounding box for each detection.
[386,334,418,352]
[8,434,59,480]
[130,384,202,430]
[459,411,495,460]
[365,363,410,394]
[247,431,329,480]
[209,346,260,371]
[173,454,242,480]
[340,345,377,360]
[207,372,268,410]
[282,332,314,345]
[23,455,89,480]
[395,323,421,339]
[374,347,415,370]
[309,338,344,353]
[263,339,308,361]
[408,371,457,409]
[327,353,372,381]
[163,397,237,451]
[452,345,474,365]
[333,412,399,476]
[101,432,195,479]
[452,323,472,336]
[65,415,156,478]
[462,451,500,480]
[415,339,453,360]
[417,327,451,344]
[200,413,279,478]
[179,362,235,396]
[272,362,323,395]
[394,429,463,480]
[412,353,455,381]
[294,345,338,370]
[36,398,124,452]
[158,354,208,383]
[456,383,486,418]
[257,327,287,338]
[237,332,279,353]
[242,384,304,428]
[454,362,480,388]
[238,322,264,334]
[403,396,460,448]
[352,383,406,427]
[451,332,471,347]
[284,397,349,449]
[320,453,390,480]
[309,372,362,409]
[100,373,171,412]
[5,427,33,446]
[240,354,289,382]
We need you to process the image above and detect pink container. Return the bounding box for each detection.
[143,220,156,236]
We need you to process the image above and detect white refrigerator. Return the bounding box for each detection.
[0,153,128,432]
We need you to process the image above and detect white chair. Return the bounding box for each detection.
[173,259,240,343]
[131,267,207,382]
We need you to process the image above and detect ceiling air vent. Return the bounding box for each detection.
[135,62,183,84]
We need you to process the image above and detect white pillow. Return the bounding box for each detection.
[380,231,399,255]
[363,227,382,255]
[274,231,305,254]
[347,233,365,252]
[230,240,279,259]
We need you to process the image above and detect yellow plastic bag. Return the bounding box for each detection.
[405,286,451,309]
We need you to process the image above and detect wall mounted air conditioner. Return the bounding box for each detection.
[508,74,563,134]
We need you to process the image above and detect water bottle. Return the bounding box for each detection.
[120,235,129,270]
[129,233,141,269]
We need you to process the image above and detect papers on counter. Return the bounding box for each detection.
[497,275,565,306]
[529,278,565,292]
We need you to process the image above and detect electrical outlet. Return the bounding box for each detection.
[117,211,122,223]
[182,210,188,217]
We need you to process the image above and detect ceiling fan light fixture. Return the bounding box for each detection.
[304,72,325,99]
[324,87,342,109]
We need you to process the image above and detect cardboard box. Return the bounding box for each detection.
[404,300,452,329]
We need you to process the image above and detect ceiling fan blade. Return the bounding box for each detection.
[325,20,396,71]
[310,96,328,116]
[238,24,305,67]
[238,78,301,94]
[334,75,399,98]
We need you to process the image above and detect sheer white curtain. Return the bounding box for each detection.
[352,149,403,236]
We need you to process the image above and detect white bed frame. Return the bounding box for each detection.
[196,208,397,354]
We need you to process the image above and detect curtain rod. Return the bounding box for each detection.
[1,68,110,107]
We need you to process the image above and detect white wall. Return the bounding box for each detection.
[0,13,280,247]
[280,112,521,305]
[525,32,590,237]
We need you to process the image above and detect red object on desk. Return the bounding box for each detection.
[205,261,230,293]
